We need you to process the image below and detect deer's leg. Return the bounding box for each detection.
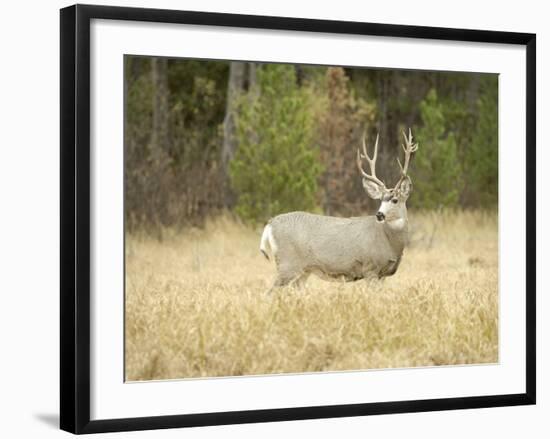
[267,268,303,295]
[266,275,291,295]
[377,257,401,279]
[291,272,310,290]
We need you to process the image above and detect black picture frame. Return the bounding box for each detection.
[60,4,536,434]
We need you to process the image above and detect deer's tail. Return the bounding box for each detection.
[259,223,275,261]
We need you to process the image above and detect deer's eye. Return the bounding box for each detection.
[391,198,398,204]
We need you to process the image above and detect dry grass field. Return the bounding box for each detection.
[125,210,498,381]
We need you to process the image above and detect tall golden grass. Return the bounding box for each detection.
[125,210,498,381]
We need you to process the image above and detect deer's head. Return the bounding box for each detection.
[356,129,418,225]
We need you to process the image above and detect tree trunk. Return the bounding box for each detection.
[222,62,246,168]
[221,61,246,206]
[247,63,259,145]
[151,57,170,155]
[248,62,258,94]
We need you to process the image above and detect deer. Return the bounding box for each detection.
[259,129,418,293]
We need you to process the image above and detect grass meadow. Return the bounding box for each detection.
[125,210,498,381]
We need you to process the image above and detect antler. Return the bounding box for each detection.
[356,133,386,188]
[394,128,418,188]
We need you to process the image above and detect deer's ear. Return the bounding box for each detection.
[397,177,412,199]
[363,179,385,200]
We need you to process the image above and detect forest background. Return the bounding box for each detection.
[124,56,498,231]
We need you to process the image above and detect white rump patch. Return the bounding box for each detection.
[260,224,278,259]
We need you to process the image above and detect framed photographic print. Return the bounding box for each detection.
[60,4,536,434]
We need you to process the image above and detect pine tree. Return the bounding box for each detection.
[317,67,375,216]
[229,64,322,223]
[414,89,462,209]
[465,76,498,206]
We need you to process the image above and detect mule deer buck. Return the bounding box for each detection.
[259,129,418,293]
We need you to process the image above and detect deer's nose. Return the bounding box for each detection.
[376,212,385,222]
